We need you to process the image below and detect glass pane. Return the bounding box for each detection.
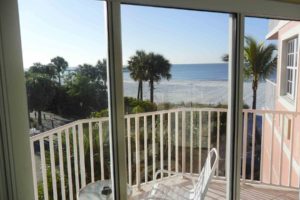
[243,17,300,199]
[18,1,116,199]
[121,5,230,199]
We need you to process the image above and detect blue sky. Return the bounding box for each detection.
[18,0,270,68]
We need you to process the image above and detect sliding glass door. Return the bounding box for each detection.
[2,0,300,199]
[121,4,232,199]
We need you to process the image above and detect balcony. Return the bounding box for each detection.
[29,108,299,200]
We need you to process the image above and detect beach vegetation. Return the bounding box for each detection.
[91,97,157,117]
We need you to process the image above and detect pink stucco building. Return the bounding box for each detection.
[262,20,300,187]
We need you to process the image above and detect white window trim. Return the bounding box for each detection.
[0,0,34,199]
[286,38,298,99]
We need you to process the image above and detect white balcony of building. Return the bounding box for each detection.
[29,108,300,200]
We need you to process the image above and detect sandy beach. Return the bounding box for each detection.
[124,80,268,109]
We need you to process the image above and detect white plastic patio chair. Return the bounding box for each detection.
[145,148,219,200]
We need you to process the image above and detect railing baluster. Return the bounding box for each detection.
[58,131,66,200]
[78,123,86,187]
[190,110,193,174]
[144,116,148,183]
[40,139,49,200]
[175,112,179,173]
[208,111,211,152]
[160,113,163,179]
[99,121,104,180]
[88,122,94,182]
[65,128,73,200]
[152,114,156,180]
[49,135,58,200]
[30,141,38,200]
[216,111,220,177]
[135,116,141,188]
[127,118,132,186]
[199,111,202,173]
[72,126,80,194]
[270,114,275,184]
[260,113,265,183]
[288,115,295,187]
[182,110,186,173]
[251,113,256,181]
[279,114,284,185]
[242,111,248,182]
[168,112,171,177]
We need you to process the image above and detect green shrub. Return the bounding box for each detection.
[91,97,157,117]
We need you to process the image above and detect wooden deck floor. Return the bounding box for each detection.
[131,177,299,200]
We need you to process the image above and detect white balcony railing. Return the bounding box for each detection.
[29,108,300,200]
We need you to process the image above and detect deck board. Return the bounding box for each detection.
[131,177,298,200]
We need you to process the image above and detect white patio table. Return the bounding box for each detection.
[77,180,132,200]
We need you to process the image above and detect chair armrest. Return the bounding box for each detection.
[154,169,197,187]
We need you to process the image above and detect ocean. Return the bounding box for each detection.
[123,63,273,108]
[123,63,229,81]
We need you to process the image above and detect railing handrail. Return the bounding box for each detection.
[30,107,227,140]
[30,107,300,141]
[266,79,276,86]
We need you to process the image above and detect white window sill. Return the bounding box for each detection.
[278,95,296,111]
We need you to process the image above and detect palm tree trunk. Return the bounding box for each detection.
[38,110,42,126]
[58,75,61,86]
[252,79,258,109]
[137,81,141,100]
[150,79,154,103]
[140,81,143,101]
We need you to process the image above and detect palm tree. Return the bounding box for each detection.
[128,50,148,101]
[50,56,69,85]
[222,36,277,109]
[96,59,107,87]
[244,37,277,109]
[146,53,171,103]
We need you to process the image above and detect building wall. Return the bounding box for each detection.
[262,21,300,188]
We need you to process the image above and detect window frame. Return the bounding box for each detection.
[2,0,300,200]
[0,0,35,199]
[286,37,298,99]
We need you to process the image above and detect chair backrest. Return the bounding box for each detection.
[193,148,218,200]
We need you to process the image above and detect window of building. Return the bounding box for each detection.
[286,37,298,99]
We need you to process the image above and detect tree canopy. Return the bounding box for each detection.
[50,56,69,85]
[25,64,57,125]
[244,36,277,109]
[128,50,149,101]
[25,58,108,128]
